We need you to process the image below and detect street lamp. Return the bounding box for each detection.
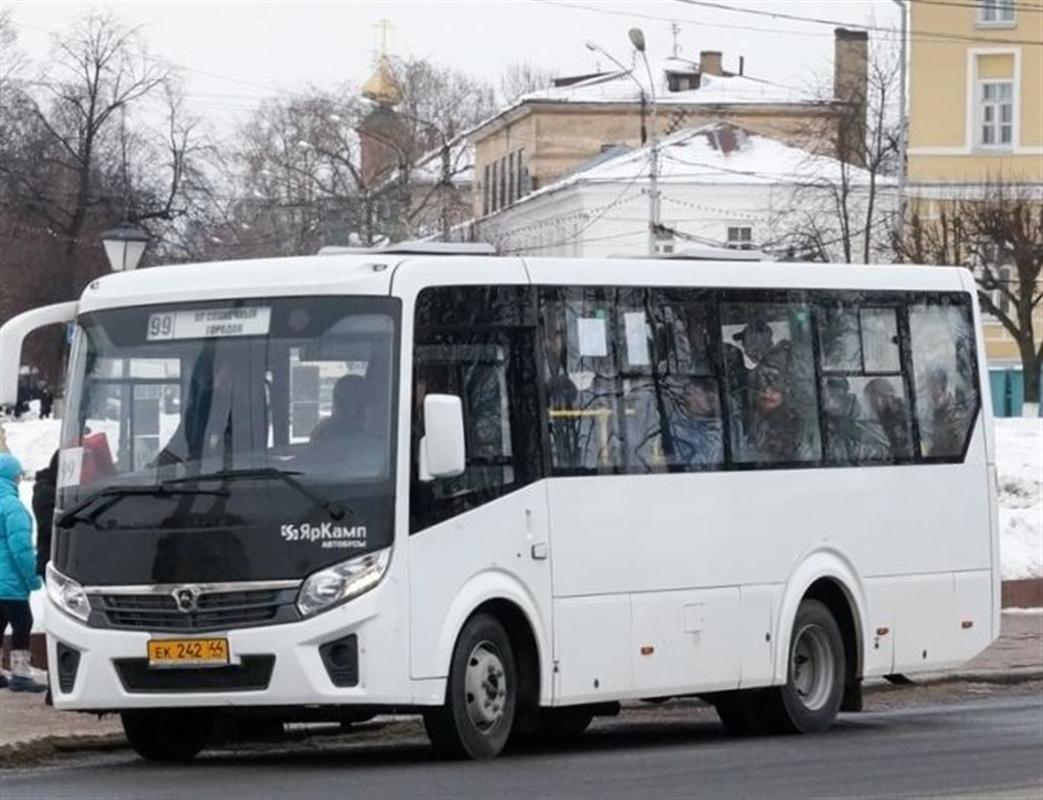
[100,222,149,272]
[586,28,660,257]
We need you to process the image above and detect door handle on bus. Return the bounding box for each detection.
[530,543,549,560]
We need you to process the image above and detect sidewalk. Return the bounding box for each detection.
[1,611,1040,762]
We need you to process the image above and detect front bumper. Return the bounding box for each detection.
[44,580,412,710]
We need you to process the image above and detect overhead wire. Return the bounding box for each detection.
[672,0,1043,46]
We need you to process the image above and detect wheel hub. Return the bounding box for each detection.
[464,641,507,732]
[791,623,835,712]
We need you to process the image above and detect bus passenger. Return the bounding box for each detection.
[745,360,806,462]
[309,374,385,476]
[673,378,723,466]
[863,378,912,459]
[311,374,367,442]
[926,368,962,456]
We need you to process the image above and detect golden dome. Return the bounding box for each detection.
[362,57,401,107]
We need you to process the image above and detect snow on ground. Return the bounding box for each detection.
[1,413,1040,585]
[995,418,1043,580]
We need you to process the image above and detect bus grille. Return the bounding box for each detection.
[89,586,301,632]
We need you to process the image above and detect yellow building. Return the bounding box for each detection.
[907,0,1042,387]
[909,0,1042,186]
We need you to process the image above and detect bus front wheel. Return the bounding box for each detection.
[423,613,517,760]
[121,709,214,762]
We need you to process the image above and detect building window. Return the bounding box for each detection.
[726,226,754,250]
[516,148,525,199]
[483,165,491,216]
[977,80,1014,147]
[491,160,499,212]
[978,0,1015,25]
[996,267,1011,314]
[499,156,508,211]
[508,152,516,205]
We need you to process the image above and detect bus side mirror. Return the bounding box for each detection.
[0,302,79,407]
[419,394,465,482]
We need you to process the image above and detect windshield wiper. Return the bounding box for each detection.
[162,468,351,520]
[57,485,229,530]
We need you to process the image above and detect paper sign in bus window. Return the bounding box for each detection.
[624,312,650,366]
[577,317,608,358]
[57,447,83,489]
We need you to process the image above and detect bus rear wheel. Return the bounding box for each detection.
[767,598,846,734]
[423,613,517,760]
[121,709,214,762]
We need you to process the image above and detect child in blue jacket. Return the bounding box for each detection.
[0,453,47,692]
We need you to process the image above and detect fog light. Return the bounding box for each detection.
[56,642,81,694]
[319,634,358,687]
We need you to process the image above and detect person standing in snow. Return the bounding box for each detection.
[0,453,48,692]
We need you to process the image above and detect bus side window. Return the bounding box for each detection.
[623,289,724,473]
[719,297,822,465]
[817,301,913,464]
[540,287,624,474]
[410,286,541,533]
[908,297,980,459]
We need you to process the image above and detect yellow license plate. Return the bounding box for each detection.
[147,638,229,667]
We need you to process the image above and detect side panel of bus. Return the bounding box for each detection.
[526,267,994,702]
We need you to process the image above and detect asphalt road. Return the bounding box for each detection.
[2,688,1042,800]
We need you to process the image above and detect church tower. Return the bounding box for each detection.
[357,19,409,187]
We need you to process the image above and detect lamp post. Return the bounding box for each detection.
[100,222,149,272]
[587,28,660,256]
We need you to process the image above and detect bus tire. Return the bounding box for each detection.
[121,709,214,762]
[767,598,846,734]
[423,613,517,760]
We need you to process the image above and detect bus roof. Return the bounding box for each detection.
[76,253,971,315]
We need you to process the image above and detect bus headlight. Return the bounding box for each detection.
[297,549,391,617]
[46,564,91,622]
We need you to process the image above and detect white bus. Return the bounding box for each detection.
[0,247,998,761]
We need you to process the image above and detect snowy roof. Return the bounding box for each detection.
[478,122,895,221]
[551,123,893,190]
[515,67,817,108]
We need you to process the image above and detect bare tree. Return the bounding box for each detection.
[376,57,496,241]
[500,61,555,104]
[202,89,372,258]
[894,183,1043,412]
[768,40,901,264]
[0,13,208,379]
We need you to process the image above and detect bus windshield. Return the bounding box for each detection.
[58,296,399,512]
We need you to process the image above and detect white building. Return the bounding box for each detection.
[466,122,898,262]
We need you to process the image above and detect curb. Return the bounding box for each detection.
[864,668,1043,691]
[0,733,126,769]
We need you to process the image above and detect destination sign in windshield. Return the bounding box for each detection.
[146,306,271,341]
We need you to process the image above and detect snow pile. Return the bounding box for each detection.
[2,415,61,512]
[995,418,1043,580]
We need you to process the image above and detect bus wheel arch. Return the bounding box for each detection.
[427,597,544,756]
[775,552,867,711]
[802,577,863,712]
[467,599,542,736]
